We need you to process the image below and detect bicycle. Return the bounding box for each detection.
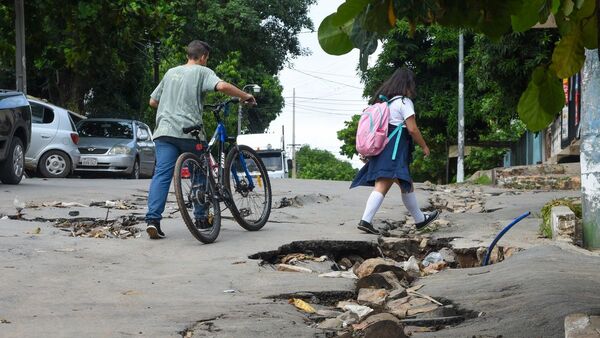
[173,97,272,243]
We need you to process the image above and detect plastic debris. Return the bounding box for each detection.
[401,256,421,273]
[318,271,358,279]
[342,304,373,320]
[41,201,88,208]
[422,252,443,267]
[289,298,316,313]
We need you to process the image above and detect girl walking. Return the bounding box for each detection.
[351,67,439,234]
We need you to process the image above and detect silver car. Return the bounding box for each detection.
[24,98,82,178]
[75,119,155,179]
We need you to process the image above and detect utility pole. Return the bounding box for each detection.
[581,49,600,249]
[15,0,26,93]
[457,33,465,183]
[292,88,297,178]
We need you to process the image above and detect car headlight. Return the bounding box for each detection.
[108,145,133,155]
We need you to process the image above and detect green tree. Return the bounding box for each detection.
[0,0,315,134]
[318,0,597,132]
[335,23,554,182]
[296,146,358,181]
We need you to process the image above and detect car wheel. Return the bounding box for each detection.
[0,137,25,184]
[128,159,140,179]
[38,150,71,178]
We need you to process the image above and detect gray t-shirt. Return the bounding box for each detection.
[150,65,222,140]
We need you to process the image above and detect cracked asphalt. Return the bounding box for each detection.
[0,177,597,337]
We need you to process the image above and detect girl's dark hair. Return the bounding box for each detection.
[187,40,211,60]
[372,67,416,103]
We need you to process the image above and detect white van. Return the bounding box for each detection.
[237,133,288,179]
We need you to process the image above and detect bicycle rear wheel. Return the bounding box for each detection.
[174,152,221,243]
[224,145,272,231]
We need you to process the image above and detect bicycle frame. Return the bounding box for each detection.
[204,103,256,192]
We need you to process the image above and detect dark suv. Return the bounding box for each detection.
[0,90,32,184]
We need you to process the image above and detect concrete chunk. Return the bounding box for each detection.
[551,206,582,246]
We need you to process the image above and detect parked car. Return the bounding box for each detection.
[0,90,31,184]
[75,119,155,179]
[24,97,83,178]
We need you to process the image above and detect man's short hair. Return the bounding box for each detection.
[187,40,211,60]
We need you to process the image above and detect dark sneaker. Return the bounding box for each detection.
[195,217,212,230]
[146,221,165,239]
[415,210,440,230]
[357,220,379,235]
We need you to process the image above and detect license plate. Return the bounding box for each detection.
[82,157,97,166]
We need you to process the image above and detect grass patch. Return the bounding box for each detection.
[474,174,492,185]
[540,198,582,238]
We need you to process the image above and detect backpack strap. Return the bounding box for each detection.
[387,124,405,161]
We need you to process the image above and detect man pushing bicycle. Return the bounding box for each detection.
[146,40,256,239]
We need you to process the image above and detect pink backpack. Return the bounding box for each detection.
[356,96,401,157]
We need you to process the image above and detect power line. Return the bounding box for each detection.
[283,110,356,117]
[283,96,366,102]
[289,100,367,107]
[294,103,362,112]
[289,67,359,79]
[283,105,359,116]
[287,68,363,90]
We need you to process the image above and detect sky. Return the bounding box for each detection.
[266,0,379,169]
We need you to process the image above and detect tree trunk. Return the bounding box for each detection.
[581,49,600,249]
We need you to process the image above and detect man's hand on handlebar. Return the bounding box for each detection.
[242,94,257,106]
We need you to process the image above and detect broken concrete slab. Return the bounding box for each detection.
[356,271,405,291]
[354,313,407,338]
[565,313,600,338]
[551,206,583,246]
[357,288,389,308]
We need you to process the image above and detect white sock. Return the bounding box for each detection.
[361,191,385,223]
[402,192,425,223]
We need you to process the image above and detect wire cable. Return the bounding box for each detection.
[287,68,364,90]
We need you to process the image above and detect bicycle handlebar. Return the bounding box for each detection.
[204,97,241,111]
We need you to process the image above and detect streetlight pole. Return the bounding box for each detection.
[292,88,297,179]
[457,33,465,183]
[15,0,26,93]
[238,84,261,136]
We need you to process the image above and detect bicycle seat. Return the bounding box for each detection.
[182,125,203,135]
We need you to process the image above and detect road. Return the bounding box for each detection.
[0,177,598,337]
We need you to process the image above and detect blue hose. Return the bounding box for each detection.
[483,211,531,266]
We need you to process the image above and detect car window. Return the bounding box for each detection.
[67,114,77,132]
[137,125,150,140]
[78,121,134,139]
[30,102,54,124]
[144,127,153,140]
[260,153,283,171]
[69,112,85,125]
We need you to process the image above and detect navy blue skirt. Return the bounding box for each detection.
[350,124,415,192]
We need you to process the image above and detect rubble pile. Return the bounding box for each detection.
[53,215,143,239]
[283,251,469,337]
[263,237,523,336]
[426,184,487,214]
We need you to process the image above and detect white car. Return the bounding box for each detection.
[24,98,83,178]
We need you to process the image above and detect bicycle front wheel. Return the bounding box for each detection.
[224,145,272,231]
[174,152,221,243]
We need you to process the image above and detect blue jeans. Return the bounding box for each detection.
[146,136,207,223]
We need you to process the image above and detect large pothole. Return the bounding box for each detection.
[250,238,522,336]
